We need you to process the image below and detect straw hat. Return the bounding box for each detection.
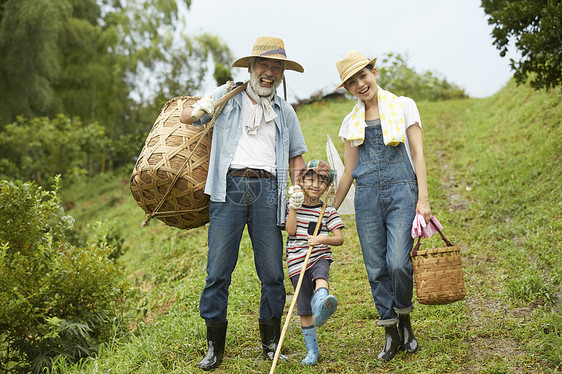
[335,50,377,88]
[232,36,304,73]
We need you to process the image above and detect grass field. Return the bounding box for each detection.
[56,80,561,373]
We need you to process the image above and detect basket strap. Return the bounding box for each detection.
[429,218,454,247]
[142,81,244,227]
[411,217,454,257]
[148,205,208,218]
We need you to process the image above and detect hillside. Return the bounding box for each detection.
[59,80,561,373]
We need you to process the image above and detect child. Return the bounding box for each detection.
[333,51,431,361]
[285,159,344,365]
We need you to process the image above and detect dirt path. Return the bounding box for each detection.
[435,149,544,373]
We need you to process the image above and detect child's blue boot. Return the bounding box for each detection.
[311,287,338,327]
[301,325,319,365]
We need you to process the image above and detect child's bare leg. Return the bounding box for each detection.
[300,315,313,327]
[315,278,329,291]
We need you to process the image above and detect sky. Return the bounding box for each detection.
[183,0,517,103]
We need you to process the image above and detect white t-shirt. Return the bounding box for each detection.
[230,92,277,174]
[399,96,422,173]
[338,96,421,172]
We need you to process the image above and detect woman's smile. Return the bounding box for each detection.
[359,85,371,96]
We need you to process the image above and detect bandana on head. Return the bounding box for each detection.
[341,87,405,147]
[245,84,278,134]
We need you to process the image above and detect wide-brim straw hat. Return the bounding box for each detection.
[336,50,377,88]
[232,36,304,73]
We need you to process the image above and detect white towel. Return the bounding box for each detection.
[245,84,277,134]
[340,87,406,147]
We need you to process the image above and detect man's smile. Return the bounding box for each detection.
[260,76,274,87]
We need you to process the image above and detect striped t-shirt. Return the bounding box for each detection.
[286,203,344,278]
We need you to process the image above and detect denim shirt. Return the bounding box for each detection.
[195,83,308,226]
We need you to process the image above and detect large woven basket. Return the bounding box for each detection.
[129,96,212,230]
[411,220,466,305]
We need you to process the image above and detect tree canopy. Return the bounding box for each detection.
[481,0,562,90]
[0,0,233,131]
[377,53,468,102]
[0,0,234,180]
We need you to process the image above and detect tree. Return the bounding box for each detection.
[377,53,468,101]
[0,0,234,172]
[0,0,71,124]
[481,0,562,90]
[0,0,234,128]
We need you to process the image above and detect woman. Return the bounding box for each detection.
[333,50,431,361]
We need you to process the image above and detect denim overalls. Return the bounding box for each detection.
[352,119,418,325]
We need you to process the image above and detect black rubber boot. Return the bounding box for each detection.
[199,320,227,371]
[258,318,286,361]
[398,314,419,354]
[377,324,401,361]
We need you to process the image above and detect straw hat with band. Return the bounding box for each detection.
[335,50,377,88]
[232,36,304,73]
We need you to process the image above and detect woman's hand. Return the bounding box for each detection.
[416,199,431,223]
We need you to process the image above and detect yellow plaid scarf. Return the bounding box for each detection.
[343,87,405,147]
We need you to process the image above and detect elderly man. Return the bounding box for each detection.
[180,36,307,371]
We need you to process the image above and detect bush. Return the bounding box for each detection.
[0,115,107,187]
[0,177,129,373]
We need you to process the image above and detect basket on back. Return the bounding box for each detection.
[129,96,212,230]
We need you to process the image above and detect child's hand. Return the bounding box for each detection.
[288,185,304,209]
[307,235,323,246]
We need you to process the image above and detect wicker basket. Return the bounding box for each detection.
[411,220,466,305]
[129,96,212,230]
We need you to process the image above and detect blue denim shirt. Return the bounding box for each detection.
[195,83,308,226]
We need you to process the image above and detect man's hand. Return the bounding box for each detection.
[288,185,304,210]
[192,94,215,119]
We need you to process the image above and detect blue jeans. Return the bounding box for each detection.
[199,176,285,322]
[353,125,418,325]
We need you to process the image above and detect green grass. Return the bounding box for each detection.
[53,81,561,373]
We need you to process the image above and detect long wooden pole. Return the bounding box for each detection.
[269,185,333,374]
[190,81,249,122]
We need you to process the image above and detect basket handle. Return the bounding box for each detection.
[411,218,454,257]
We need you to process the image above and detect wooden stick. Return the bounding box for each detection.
[190,81,248,122]
[269,185,333,374]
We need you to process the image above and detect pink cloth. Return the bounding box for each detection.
[411,214,443,239]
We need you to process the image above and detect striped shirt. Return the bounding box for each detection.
[286,203,344,278]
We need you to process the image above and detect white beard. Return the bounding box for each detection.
[250,71,282,97]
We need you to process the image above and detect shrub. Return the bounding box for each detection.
[0,177,129,373]
[0,115,107,187]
